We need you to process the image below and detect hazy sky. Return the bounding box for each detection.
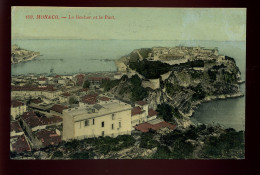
[11,7,246,41]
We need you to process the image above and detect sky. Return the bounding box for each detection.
[11,7,246,41]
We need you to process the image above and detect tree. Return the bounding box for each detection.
[156,103,173,122]
[69,96,78,104]
[83,80,90,88]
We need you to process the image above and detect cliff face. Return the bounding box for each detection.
[110,46,243,128]
[11,44,40,64]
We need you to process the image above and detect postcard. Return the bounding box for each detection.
[10,7,246,159]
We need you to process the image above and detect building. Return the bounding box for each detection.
[59,92,72,104]
[49,104,68,115]
[10,134,31,153]
[87,77,110,88]
[34,129,62,148]
[11,85,62,100]
[63,100,132,141]
[10,100,27,120]
[20,111,63,148]
[10,121,24,137]
[79,94,98,105]
[147,108,158,121]
[134,120,176,133]
[131,106,147,128]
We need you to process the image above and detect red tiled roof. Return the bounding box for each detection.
[131,106,144,116]
[134,122,176,133]
[21,111,63,128]
[134,123,153,133]
[11,134,31,153]
[87,77,110,81]
[152,122,176,131]
[35,129,61,147]
[99,96,110,101]
[11,100,24,108]
[81,94,98,104]
[136,101,148,106]
[50,104,68,113]
[10,121,23,133]
[31,99,43,104]
[148,108,158,117]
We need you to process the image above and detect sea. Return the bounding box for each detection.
[11,39,246,131]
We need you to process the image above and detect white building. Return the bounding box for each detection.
[62,100,132,141]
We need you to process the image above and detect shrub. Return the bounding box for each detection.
[52,151,63,159]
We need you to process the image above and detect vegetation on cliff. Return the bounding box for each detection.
[101,75,148,102]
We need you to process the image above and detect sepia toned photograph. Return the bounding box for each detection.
[10,7,246,159]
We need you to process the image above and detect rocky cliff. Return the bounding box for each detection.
[110,46,243,128]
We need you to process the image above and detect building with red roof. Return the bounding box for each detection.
[131,106,147,129]
[49,104,68,114]
[80,94,98,105]
[135,101,148,106]
[10,121,24,137]
[20,111,63,148]
[148,108,158,121]
[34,129,62,148]
[10,100,27,120]
[10,134,31,153]
[134,121,176,133]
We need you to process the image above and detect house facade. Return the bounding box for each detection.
[63,100,132,141]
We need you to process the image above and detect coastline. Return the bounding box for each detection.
[183,91,244,119]
[12,53,40,64]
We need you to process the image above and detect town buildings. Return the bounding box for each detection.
[11,100,27,120]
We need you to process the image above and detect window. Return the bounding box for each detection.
[112,113,115,120]
[119,121,121,128]
[102,131,105,137]
[85,120,89,126]
[93,118,95,125]
[101,121,104,127]
[112,124,114,130]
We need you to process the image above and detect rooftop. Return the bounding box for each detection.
[21,111,62,128]
[34,129,61,147]
[11,100,24,108]
[10,134,31,153]
[65,100,132,121]
[50,104,68,113]
[10,121,23,133]
[148,108,158,117]
[81,94,98,104]
[135,101,148,106]
[134,121,176,133]
[131,106,144,116]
